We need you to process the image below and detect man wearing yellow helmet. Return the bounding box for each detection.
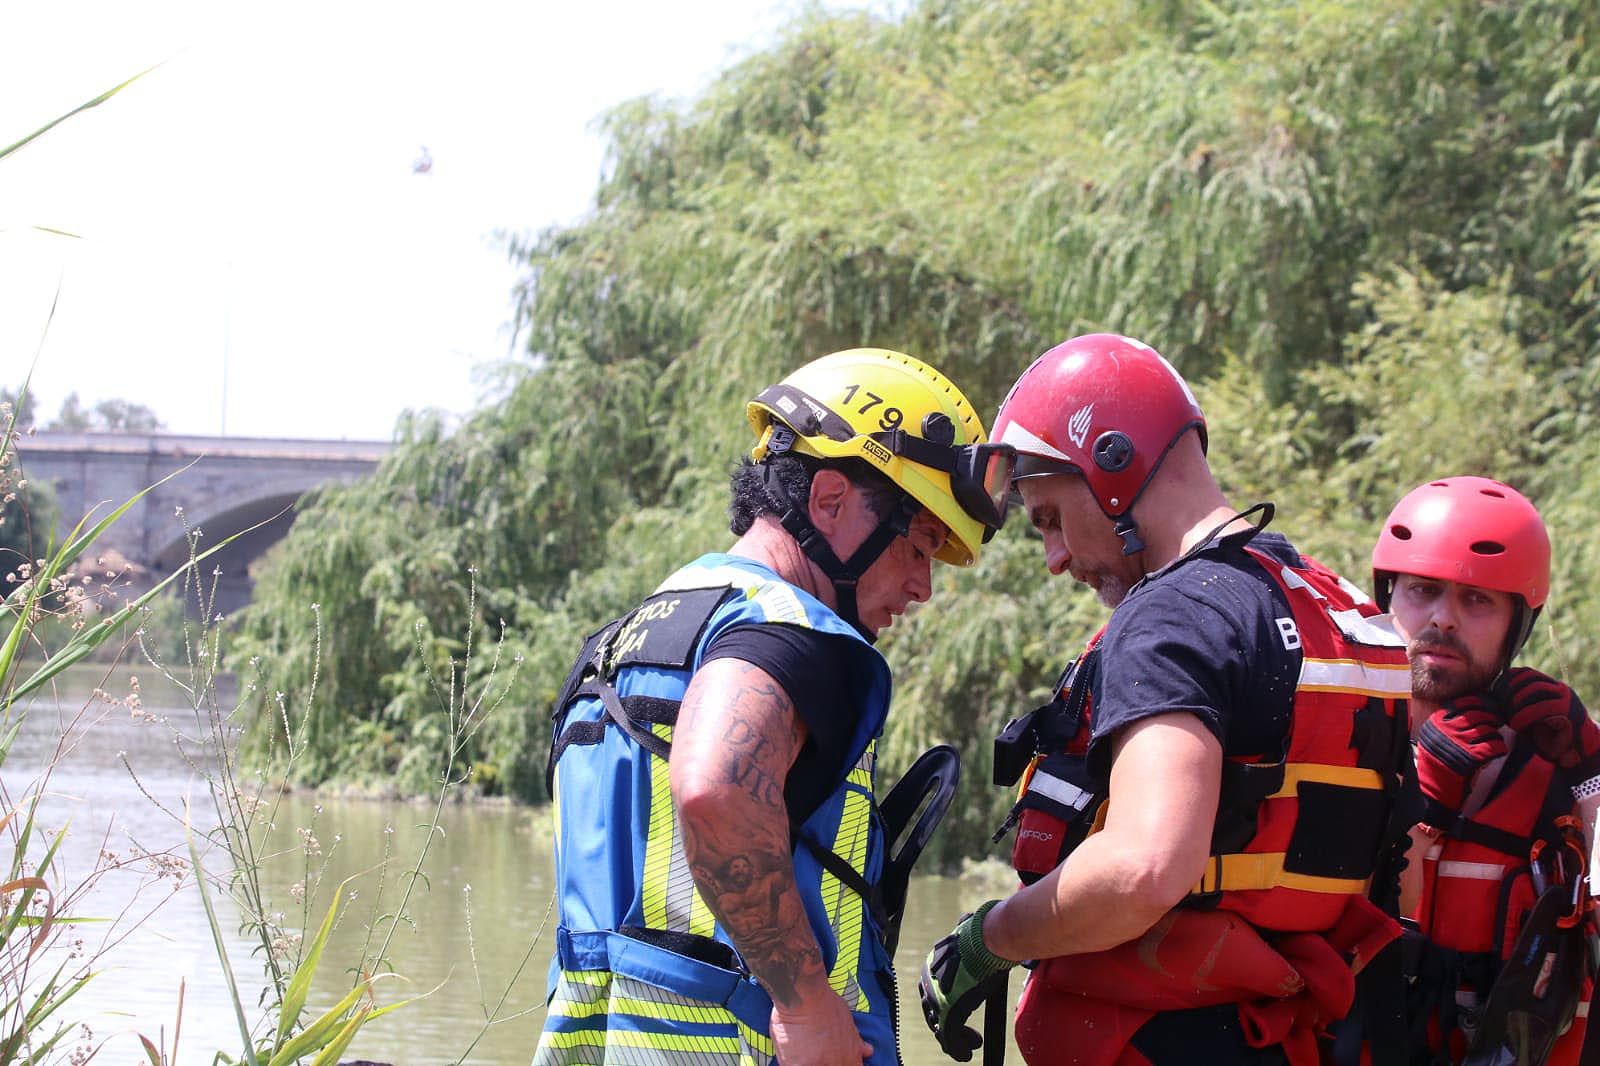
[534,349,1012,1065]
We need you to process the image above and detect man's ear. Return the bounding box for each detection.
[808,468,852,535]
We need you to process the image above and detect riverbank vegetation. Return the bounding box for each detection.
[5,82,438,1060]
[236,0,1600,868]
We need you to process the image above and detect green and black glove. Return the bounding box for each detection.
[919,899,1015,1062]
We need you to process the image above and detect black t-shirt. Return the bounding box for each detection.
[1086,529,1304,784]
[1086,527,1305,1063]
[701,622,874,823]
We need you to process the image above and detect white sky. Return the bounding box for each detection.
[0,1,850,441]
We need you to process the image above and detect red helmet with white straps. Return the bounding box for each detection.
[991,333,1206,552]
[1372,475,1550,657]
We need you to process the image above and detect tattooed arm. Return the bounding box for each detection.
[672,656,872,1065]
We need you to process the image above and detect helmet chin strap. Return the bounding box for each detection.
[763,463,917,641]
[1499,602,1542,671]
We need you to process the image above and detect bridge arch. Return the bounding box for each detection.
[149,473,331,575]
[13,431,389,613]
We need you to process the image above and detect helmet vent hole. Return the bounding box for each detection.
[1390,524,1412,541]
[1479,488,1506,499]
[1470,540,1506,556]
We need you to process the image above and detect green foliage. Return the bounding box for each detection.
[1,387,166,436]
[45,391,165,433]
[240,0,1600,865]
[0,394,57,579]
[0,473,57,587]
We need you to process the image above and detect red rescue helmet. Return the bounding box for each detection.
[991,333,1206,554]
[1372,476,1550,657]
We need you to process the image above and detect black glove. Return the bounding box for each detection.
[919,899,1014,1061]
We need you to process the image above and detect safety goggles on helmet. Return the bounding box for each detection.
[871,427,1016,542]
[751,381,1016,538]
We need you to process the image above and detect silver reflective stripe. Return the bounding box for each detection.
[1437,860,1507,881]
[1334,573,1374,606]
[1277,565,1329,602]
[1327,607,1408,648]
[1300,657,1413,697]
[1029,771,1092,812]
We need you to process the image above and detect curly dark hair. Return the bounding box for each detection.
[728,454,905,536]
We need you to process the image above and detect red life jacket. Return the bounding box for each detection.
[1410,739,1592,1063]
[999,544,1413,1064]
[1415,743,1571,955]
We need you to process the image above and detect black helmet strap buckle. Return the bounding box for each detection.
[765,423,798,456]
[1113,514,1146,556]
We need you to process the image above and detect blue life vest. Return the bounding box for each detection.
[542,554,900,1060]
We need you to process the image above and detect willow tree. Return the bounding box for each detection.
[236,0,1600,866]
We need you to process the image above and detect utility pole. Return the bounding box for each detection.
[220,259,231,436]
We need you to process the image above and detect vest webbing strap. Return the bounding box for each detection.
[1448,816,1533,860]
[565,681,677,762]
[1265,762,1386,799]
[798,833,888,939]
[1194,851,1369,896]
[550,693,680,766]
[557,673,888,944]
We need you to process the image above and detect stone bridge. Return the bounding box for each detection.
[12,431,391,614]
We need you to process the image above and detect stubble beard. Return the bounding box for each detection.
[1097,574,1133,610]
[1408,629,1501,703]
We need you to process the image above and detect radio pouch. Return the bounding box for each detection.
[1010,752,1103,885]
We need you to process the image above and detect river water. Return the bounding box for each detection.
[4,665,1015,1065]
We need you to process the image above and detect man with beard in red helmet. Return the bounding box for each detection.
[1375,477,1600,1066]
[919,333,1416,1066]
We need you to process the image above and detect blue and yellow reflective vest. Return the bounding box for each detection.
[538,554,900,1063]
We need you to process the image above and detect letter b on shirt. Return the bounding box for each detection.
[1276,617,1301,650]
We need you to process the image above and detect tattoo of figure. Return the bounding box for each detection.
[676,659,826,1009]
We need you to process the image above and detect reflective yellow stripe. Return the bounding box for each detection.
[548,970,610,1008]
[552,993,731,1024]
[823,787,872,1011]
[1193,851,1369,895]
[736,1017,775,1058]
[753,582,809,625]
[1266,762,1385,800]
[537,972,775,1065]
[1299,657,1412,698]
[642,727,677,931]
[846,745,874,790]
[565,969,610,985]
[687,881,716,938]
[640,723,715,936]
[539,1028,746,1054]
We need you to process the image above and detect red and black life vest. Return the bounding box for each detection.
[995,540,1415,1064]
[1414,741,1577,955]
[1409,738,1592,1064]
[1002,543,1413,927]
